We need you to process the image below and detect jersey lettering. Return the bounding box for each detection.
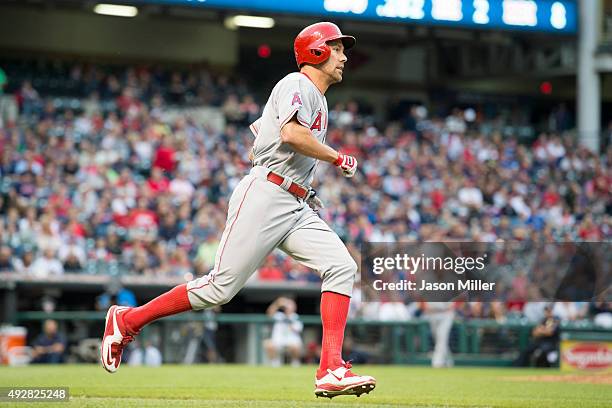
[311,111,322,131]
[291,92,302,106]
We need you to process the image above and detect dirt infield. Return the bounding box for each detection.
[508,372,612,385]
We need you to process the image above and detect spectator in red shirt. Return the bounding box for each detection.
[542,185,560,207]
[258,256,285,281]
[47,185,72,219]
[340,131,362,159]
[578,214,602,240]
[147,167,170,194]
[65,210,87,239]
[431,189,445,212]
[129,198,158,228]
[128,198,158,241]
[153,135,176,173]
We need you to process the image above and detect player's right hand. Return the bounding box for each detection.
[333,152,358,178]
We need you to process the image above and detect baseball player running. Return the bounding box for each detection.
[101,21,376,398]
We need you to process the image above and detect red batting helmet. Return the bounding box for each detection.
[294,22,356,68]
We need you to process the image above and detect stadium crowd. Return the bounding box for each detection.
[0,61,610,292]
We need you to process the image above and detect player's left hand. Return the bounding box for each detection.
[333,152,357,178]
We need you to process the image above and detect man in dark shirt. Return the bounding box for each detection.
[515,305,560,367]
[0,246,12,271]
[31,320,66,364]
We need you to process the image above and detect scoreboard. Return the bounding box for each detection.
[141,0,577,34]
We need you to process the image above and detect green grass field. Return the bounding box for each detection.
[0,365,610,407]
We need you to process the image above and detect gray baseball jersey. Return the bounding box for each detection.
[186,71,356,311]
[250,72,328,186]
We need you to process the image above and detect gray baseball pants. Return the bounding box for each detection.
[186,166,357,309]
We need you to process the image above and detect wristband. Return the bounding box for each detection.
[333,152,343,167]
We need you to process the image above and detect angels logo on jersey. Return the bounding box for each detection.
[311,110,327,132]
[291,92,302,106]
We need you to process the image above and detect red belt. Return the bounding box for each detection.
[266,171,309,200]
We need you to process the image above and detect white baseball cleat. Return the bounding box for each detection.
[100,305,134,373]
[314,361,376,399]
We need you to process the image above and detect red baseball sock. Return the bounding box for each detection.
[122,284,192,335]
[317,291,350,378]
